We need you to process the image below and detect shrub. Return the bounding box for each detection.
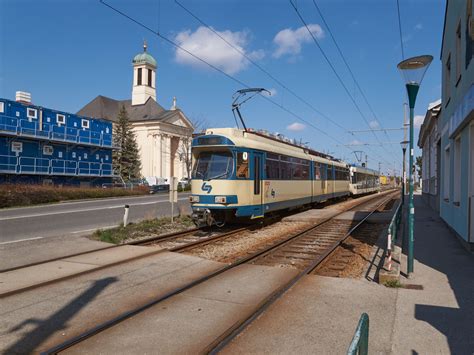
[0,184,148,208]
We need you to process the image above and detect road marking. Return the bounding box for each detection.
[71,225,118,234]
[0,197,190,221]
[0,237,44,245]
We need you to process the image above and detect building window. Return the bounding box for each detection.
[444,147,450,201]
[105,154,109,161]
[43,145,53,155]
[148,69,152,87]
[84,152,88,159]
[58,151,63,159]
[57,114,66,125]
[27,108,37,119]
[106,127,110,134]
[137,68,142,85]
[96,154,100,160]
[456,21,462,84]
[81,119,89,129]
[453,137,461,205]
[16,111,20,117]
[11,142,23,153]
[445,54,451,105]
[0,102,4,113]
[72,152,77,158]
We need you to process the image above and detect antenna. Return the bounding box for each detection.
[232,88,270,132]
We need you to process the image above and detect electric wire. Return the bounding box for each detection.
[99,0,394,170]
[311,0,399,157]
[174,0,348,133]
[289,0,397,169]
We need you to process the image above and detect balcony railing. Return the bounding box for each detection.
[0,154,114,177]
[0,115,118,149]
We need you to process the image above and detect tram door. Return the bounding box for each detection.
[251,152,264,218]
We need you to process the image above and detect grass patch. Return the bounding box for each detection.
[0,184,148,208]
[384,279,403,288]
[92,215,195,244]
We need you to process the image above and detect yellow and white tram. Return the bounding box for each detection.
[189,128,355,226]
[349,165,381,195]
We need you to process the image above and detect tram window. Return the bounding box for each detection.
[292,164,303,179]
[265,158,279,179]
[280,160,292,180]
[302,163,310,180]
[314,163,321,180]
[236,152,249,178]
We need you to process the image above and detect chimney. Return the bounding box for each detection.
[16,91,31,104]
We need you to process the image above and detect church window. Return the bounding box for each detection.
[137,68,142,85]
[148,69,152,87]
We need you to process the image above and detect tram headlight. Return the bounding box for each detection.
[189,195,200,203]
[215,196,227,204]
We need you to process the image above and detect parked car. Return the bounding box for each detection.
[149,184,170,194]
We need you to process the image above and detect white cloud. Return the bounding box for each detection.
[369,120,380,129]
[287,122,306,131]
[414,115,425,128]
[414,23,423,30]
[273,24,324,58]
[174,26,263,75]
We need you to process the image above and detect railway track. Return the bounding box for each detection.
[43,190,397,354]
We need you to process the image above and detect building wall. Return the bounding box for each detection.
[439,0,474,244]
[0,98,115,186]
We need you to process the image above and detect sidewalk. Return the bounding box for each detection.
[222,194,474,354]
[391,194,474,354]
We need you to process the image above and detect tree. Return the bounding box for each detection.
[415,156,422,180]
[113,105,141,180]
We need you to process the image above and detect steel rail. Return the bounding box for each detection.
[206,193,395,354]
[43,191,396,354]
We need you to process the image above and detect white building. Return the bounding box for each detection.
[78,43,194,181]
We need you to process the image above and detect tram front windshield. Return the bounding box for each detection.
[193,151,233,180]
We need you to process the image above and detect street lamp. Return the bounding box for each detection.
[397,55,433,276]
[400,140,409,204]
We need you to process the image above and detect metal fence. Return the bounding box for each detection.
[0,115,118,148]
[0,154,114,177]
[347,313,369,355]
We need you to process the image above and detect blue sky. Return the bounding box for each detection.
[0,0,445,174]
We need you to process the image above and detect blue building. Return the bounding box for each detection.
[0,93,117,186]
[438,0,474,249]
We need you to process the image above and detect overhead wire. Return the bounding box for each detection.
[396,0,405,60]
[289,0,396,170]
[99,0,393,170]
[174,0,348,133]
[311,0,401,161]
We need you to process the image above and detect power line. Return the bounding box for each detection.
[311,0,398,154]
[174,0,348,133]
[288,0,396,168]
[396,0,405,60]
[98,0,352,156]
[99,0,394,171]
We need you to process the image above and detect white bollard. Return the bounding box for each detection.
[123,204,130,227]
[387,232,392,271]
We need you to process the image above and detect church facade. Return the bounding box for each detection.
[78,43,194,181]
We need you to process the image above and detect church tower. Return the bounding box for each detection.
[132,41,157,106]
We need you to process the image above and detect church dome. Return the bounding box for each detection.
[132,42,157,67]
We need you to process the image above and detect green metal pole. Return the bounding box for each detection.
[406,84,419,276]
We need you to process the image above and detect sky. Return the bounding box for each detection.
[0,0,445,175]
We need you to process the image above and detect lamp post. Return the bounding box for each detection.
[400,140,408,205]
[397,55,433,276]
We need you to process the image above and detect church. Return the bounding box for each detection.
[78,42,194,181]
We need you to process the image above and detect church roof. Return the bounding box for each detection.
[133,52,157,68]
[77,95,189,126]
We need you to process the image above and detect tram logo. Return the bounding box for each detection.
[201,182,212,194]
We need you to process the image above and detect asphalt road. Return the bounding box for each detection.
[0,193,191,244]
